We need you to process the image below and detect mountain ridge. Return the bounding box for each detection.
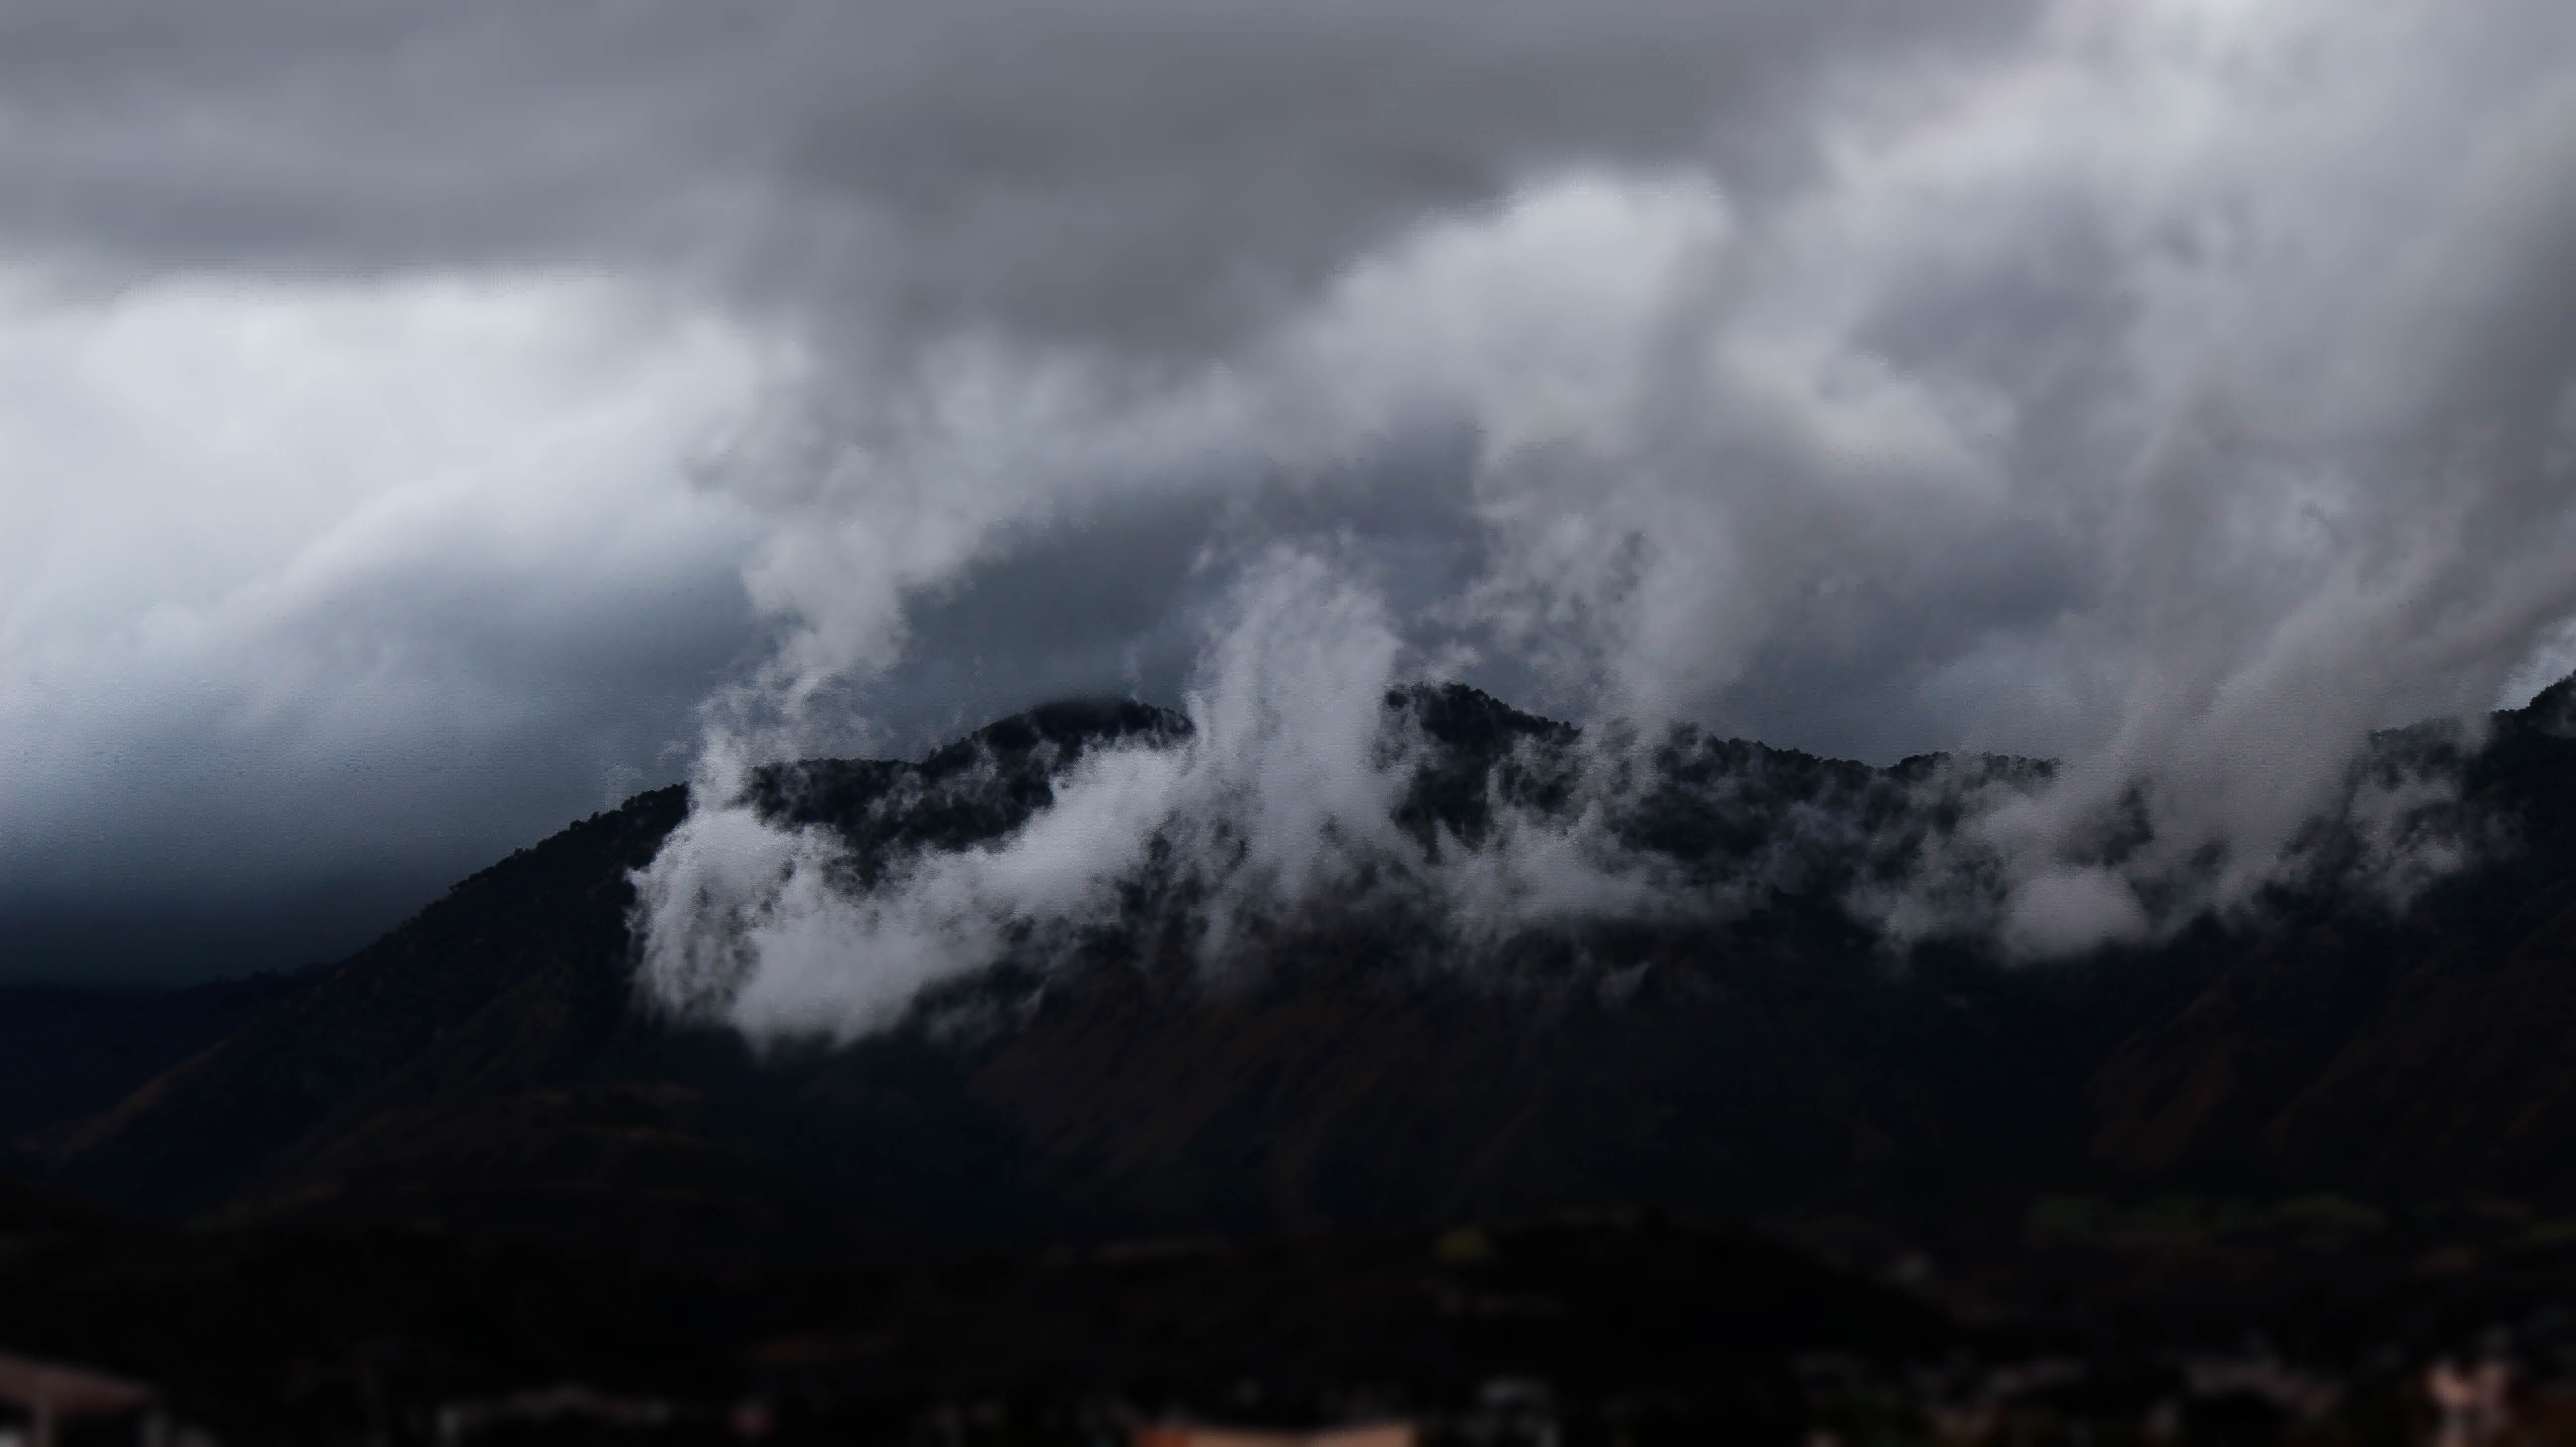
[18,678,2576,1280]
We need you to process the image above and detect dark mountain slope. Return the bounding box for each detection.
[0,969,312,1140]
[2090,676,2576,1196]
[36,788,690,1217]
[27,680,2576,1271]
[28,688,2088,1256]
[962,907,2131,1237]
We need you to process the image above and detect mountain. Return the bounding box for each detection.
[19,680,2576,1288]
[2090,676,2576,1196]
[0,969,312,1141]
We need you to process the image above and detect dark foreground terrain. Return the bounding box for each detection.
[13,1176,2576,1444]
[6,677,2576,1442]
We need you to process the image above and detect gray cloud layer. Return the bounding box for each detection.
[3,0,2574,981]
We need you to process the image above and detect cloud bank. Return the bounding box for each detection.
[4,0,2575,985]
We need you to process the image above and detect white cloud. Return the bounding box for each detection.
[0,272,767,910]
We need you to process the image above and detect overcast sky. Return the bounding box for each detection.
[5,0,2576,983]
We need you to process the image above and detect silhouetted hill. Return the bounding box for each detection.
[2091,674,2576,1197]
[21,679,2576,1297]
[0,969,313,1140]
[30,790,693,1222]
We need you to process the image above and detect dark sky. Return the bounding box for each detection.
[5,0,2576,982]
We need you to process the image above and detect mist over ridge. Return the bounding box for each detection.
[30,649,2576,1255]
[636,551,2541,1044]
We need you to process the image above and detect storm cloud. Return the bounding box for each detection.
[4,0,2575,982]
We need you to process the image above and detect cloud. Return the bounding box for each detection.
[7,0,2576,981]
[0,273,763,979]
[0,1,2033,337]
[687,0,2576,780]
